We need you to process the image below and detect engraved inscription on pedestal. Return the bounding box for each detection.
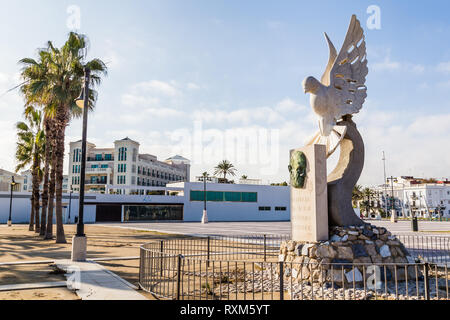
[290,144,328,242]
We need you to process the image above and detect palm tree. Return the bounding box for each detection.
[15,108,45,232]
[214,160,237,181]
[39,116,54,236]
[360,187,376,217]
[352,184,363,208]
[19,32,107,243]
[19,50,53,237]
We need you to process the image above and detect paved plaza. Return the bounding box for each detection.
[100,220,450,237]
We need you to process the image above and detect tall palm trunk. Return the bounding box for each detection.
[45,142,56,240]
[54,108,67,243]
[40,119,51,236]
[33,157,41,234]
[29,195,35,231]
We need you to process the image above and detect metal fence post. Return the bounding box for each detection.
[264,234,267,262]
[207,236,211,267]
[138,246,143,288]
[279,262,284,300]
[424,263,430,300]
[160,240,164,276]
[176,254,182,300]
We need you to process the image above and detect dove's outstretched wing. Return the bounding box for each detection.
[328,15,368,118]
[320,32,337,87]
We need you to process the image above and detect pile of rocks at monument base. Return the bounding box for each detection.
[279,223,420,285]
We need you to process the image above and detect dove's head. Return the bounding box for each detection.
[302,76,321,94]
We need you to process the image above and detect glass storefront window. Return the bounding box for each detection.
[123,205,183,221]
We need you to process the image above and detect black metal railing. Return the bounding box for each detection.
[138,234,449,300]
[398,235,450,265]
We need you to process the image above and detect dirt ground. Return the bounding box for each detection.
[0,224,187,262]
[0,287,79,300]
[0,224,187,300]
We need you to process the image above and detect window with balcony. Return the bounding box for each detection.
[95,154,102,161]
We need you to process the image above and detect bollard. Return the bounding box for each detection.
[412,217,418,232]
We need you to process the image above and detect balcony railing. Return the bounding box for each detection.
[86,157,114,162]
[85,167,111,174]
[86,180,108,185]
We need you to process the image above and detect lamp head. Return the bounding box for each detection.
[75,89,85,109]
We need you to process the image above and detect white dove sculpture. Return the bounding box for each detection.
[303,15,368,158]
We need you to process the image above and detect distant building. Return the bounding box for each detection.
[195,176,220,183]
[68,137,190,194]
[374,176,450,218]
[0,181,289,223]
[21,170,68,193]
[238,178,262,185]
[0,169,23,192]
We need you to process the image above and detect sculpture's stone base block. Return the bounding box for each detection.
[279,224,418,285]
[290,144,328,242]
[71,236,87,262]
[7,220,11,227]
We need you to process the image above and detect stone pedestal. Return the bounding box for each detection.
[290,144,328,242]
[279,224,418,285]
[7,220,11,227]
[71,236,87,262]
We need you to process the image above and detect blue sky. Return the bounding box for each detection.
[1,0,450,186]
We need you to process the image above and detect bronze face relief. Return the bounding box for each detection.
[288,151,307,188]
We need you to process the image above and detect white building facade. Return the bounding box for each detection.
[0,182,289,223]
[375,177,450,218]
[68,137,190,195]
[21,169,68,193]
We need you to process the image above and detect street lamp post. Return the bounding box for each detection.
[68,186,73,224]
[199,172,211,224]
[71,67,90,261]
[387,176,398,223]
[7,176,16,227]
[382,151,388,217]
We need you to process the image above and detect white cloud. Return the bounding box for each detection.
[372,56,401,72]
[186,82,201,90]
[275,98,306,113]
[144,107,185,118]
[134,80,179,96]
[358,109,450,186]
[436,61,450,73]
[267,21,283,30]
